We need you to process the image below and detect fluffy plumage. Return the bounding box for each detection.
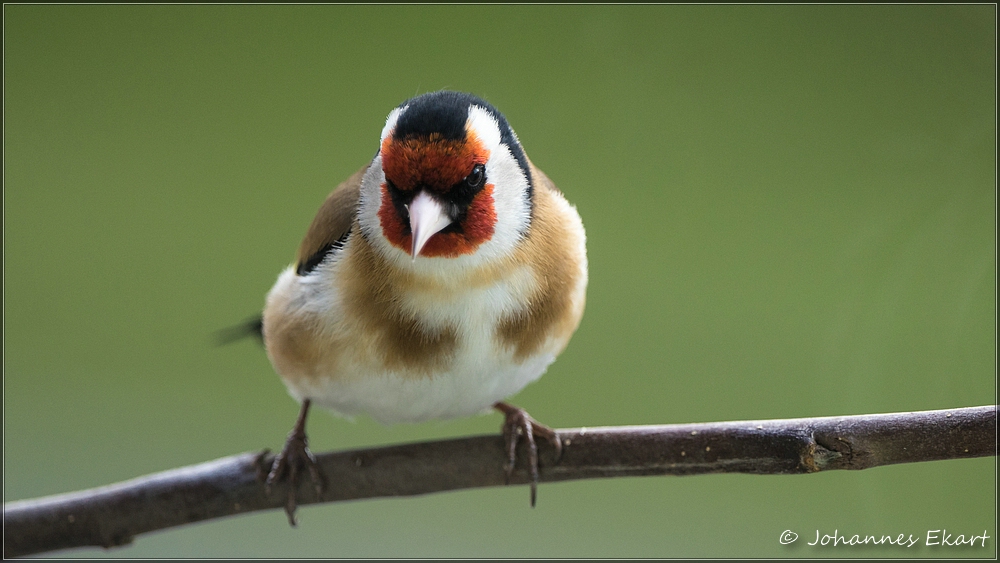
[258,91,587,522]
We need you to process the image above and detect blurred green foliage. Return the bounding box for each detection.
[3,5,995,558]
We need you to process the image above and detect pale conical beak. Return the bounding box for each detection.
[407,190,452,258]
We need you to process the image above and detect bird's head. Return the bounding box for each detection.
[358,91,533,269]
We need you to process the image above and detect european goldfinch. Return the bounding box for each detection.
[258,90,588,523]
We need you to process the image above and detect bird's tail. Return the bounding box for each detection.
[214,315,264,346]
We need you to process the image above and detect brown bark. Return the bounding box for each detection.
[4,405,995,557]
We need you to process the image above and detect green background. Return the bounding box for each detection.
[4,5,995,558]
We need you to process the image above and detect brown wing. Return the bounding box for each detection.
[295,165,367,275]
[526,159,563,197]
[495,161,587,360]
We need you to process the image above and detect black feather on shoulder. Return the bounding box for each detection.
[296,229,350,276]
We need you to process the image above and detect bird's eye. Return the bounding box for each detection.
[465,164,485,188]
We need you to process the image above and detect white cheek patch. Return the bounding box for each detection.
[380,106,405,143]
[357,154,388,244]
[466,105,531,262]
[482,145,531,257]
[466,105,502,151]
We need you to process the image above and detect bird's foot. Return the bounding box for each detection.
[263,399,325,526]
[494,401,562,507]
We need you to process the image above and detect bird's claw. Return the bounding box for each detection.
[264,430,325,526]
[263,400,325,526]
[495,402,562,508]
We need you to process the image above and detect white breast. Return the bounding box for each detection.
[273,261,564,424]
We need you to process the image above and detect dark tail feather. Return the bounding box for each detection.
[215,315,264,346]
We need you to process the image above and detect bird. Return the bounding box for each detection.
[256,90,588,524]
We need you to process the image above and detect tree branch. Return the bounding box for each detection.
[4,405,995,557]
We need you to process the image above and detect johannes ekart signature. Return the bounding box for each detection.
[779,529,991,548]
